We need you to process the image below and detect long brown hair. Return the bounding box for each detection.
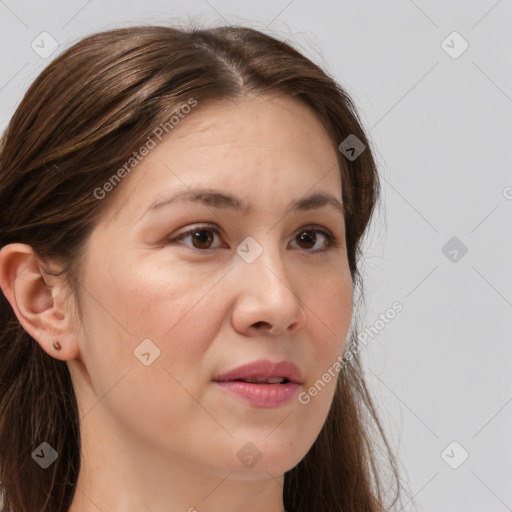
[0,24,407,511]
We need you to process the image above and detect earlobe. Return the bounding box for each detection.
[0,243,78,360]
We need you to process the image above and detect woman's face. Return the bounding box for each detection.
[69,94,353,479]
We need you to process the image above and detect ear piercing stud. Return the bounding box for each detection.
[53,341,62,351]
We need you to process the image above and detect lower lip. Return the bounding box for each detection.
[213,381,301,407]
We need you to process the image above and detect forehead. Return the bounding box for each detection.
[100,94,342,225]
[156,94,338,160]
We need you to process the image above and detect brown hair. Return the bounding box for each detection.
[0,24,407,512]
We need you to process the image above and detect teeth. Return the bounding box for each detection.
[265,377,285,384]
[244,377,286,384]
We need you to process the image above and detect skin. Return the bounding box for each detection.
[0,94,353,512]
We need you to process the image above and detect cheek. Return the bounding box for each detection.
[87,254,212,330]
[306,270,353,361]
[75,256,210,389]
[74,258,227,444]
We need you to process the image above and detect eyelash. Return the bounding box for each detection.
[168,223,341,253]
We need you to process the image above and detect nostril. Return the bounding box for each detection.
[253,321,271,329]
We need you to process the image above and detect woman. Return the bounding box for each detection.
[0,25,405,512]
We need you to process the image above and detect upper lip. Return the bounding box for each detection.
[212,359,304,384]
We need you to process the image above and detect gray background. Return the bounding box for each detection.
[1,1,511,511]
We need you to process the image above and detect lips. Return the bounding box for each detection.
[212,359,304,407]
[212,359,304,385]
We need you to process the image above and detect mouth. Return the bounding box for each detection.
[211,359,303,407]
[226,377,291,384]
[211,359,304,385]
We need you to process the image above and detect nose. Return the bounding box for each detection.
[230,243,307,337]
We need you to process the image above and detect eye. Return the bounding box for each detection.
[167,224,341,252]
[171,223,224,250]
[290,227,340,252]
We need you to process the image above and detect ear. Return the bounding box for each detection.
[0,243,80,361]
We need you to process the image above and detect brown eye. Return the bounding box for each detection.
[168,224,338,253]
[189,229,215,249]
[291,228,337,252]
[170,225,223,250]
[296,230,316,249]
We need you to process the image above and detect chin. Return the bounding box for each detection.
[220,437,309,478]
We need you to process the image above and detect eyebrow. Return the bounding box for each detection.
[145,188,345,217]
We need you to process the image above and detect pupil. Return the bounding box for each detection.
[192,230,213,248]
[299,231,315,249]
